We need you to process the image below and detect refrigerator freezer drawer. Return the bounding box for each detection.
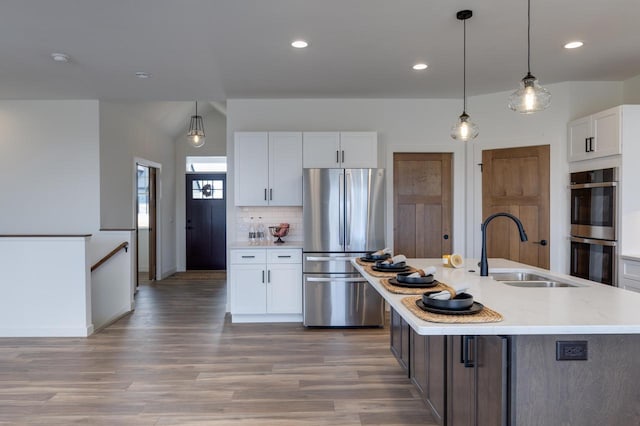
[303,275,384,327]
[303,252,366,274]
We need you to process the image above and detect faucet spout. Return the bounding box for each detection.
[480,212,528,276]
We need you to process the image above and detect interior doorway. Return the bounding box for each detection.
[481,145,550,269]
[393,153,453,257]
[136,163,158,284]
[186,173,227,270]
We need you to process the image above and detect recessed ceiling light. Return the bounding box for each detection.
[413,63,428,71]
[564,41,584,49]
[51,53,70,63]
[135,72,152,79]
[291,40,308,48]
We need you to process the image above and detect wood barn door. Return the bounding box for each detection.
[393,153,453,257]
[482,145,550,269]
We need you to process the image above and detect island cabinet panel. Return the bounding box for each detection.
[447,335,508,426]
[390,307,410,375]
[410,330,446,425]
[510,334,640,426]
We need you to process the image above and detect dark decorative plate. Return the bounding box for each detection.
[360,253,391,262]
[396,272,435,285]
[372,265,409,273]
[415,300,484,315]
[374,261,406,269]
[388,278,438,288]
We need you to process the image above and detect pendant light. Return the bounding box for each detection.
[508,0,551,113]
[187,102,206,148]
[451,10,479,142]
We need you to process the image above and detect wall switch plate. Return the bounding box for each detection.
[556,341,588,361]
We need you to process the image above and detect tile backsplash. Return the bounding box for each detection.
[234,206,303,242]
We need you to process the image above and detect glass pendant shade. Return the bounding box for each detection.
[187,102,205,148]
[508,73,551,113]
[451,112,479,141]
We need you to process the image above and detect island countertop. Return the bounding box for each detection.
[353,258,640,336]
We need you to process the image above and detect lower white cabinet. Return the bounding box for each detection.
[230,248,302,322]
[621,257,640,293]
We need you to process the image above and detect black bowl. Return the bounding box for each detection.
[362,253,391,261]
[375,261,406,269]
[396,272,435,285]
[422,292,473,311]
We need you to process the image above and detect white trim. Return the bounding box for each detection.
[0,325,94,337]
[230,314,303,323]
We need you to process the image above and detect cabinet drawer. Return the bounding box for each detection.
[230,249,267,264]
[267,249,301,264]
[622,259,640,281]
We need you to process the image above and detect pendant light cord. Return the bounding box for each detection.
[527,0,531,74]
[195,101,198,116]
[463,17,467,113]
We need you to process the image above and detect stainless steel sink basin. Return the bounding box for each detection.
[500,280,578,288]
[489,272,550,281]
[490,271,580,287]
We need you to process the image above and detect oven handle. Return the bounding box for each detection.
[569,182,617,189]
[305,256,356,262]
[570,236,617,246]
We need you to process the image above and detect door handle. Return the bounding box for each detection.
[264,188,267,201]
[533,239,548,246]
[443,234,449,240]
[585,138,589,153]
[262,270,265,283]
[267,270,271,283]
[589,137,595,152]
[336,150,340,163]
[342,150,345,163]
[269,188,273,201]
[463,335,475,368]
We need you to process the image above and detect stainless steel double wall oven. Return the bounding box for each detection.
[569,167,617,285]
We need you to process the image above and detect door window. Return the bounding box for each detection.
[192,179,224,200]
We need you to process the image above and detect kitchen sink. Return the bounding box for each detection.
[489,272,551,281]
[500,280,578,288]
[490,272,580,287]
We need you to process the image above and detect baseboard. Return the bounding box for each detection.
[160,267,177,280]
[0,325,93,337]
[231,314,303,323]
[92,308,132,334]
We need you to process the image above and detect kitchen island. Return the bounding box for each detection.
[353,258,640,426]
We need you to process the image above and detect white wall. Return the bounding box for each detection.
[623,73,640,104]
[99,102,178,278]
[227,81,625,275]
[175,108,227,271]
[0,100,100,233]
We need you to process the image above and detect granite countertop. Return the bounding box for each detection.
[229,240,304,249]
[353,258,640,336]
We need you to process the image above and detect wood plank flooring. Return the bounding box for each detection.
[0,273,436,425]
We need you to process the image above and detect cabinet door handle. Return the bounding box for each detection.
[590,137,596,152]
[336,150,340,163]
[267,270,271,283]
[533,239,548,246]
[341,150,345,163]
[264,188,267,201]
[463,335,475,368]
[278,255,292,258]
[262,270,265,283]
[241,255,255,258]
[269,188,273,200]
[585,138,589,153]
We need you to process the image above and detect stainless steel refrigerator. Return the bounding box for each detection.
[303,168,385,327]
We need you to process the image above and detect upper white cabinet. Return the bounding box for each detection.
[568,107,621,162]
[303,131,377,168]
[234,132,302,206]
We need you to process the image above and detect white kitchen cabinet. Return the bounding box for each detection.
[621,257,640,293]
[303,131,377,168]
[234,132,302,206]
[568,106,621,162]
[230,248,302,322]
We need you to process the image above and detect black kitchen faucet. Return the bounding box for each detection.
[480,212,528,276]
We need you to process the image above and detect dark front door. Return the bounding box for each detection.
[186,173,226,270]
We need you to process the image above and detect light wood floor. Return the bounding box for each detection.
[0,273,436,425]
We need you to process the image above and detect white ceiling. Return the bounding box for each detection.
[1,0,639,101]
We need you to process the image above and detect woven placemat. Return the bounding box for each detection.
[355,258,419,278]
[401,296,503,323]
[380,278,448,295]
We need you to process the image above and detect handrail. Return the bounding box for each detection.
[91,242,129,272]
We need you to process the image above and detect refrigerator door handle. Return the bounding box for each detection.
[339,171,345,248]
[305,256,355,262]
[306,277,368,283]
[345,170,351,248]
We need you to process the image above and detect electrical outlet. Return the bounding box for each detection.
[556,341,588,361]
